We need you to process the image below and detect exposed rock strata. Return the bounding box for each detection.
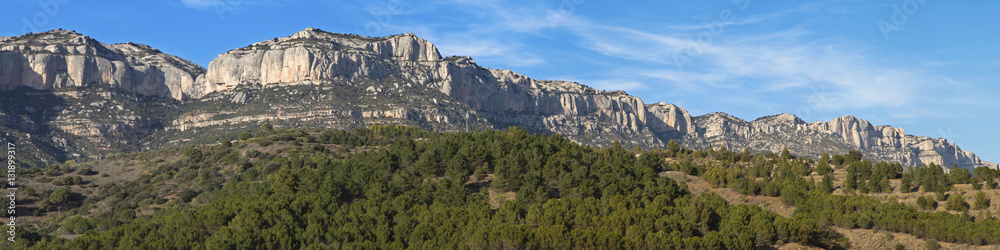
[0,29,204,100]
[688,113,996,170]
[193,27,694,148]
[1,28,994,170]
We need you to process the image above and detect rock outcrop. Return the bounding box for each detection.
[192,27,694,147]
[645,102,695,135]
[1,28,994,171]
[687,113,997,170]
[0,29,204,100]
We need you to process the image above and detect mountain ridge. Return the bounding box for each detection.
[0,28,995,171]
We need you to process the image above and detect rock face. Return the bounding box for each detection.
[1,28,994,171]
[0,29,205,100]
[687,113,997,170]
[645,103,695,135]
[192,27,694,148]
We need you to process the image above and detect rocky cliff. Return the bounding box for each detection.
[686,113,997,170]
[188,27,693,148]
[0,28,994,171]
[0,29,204,101]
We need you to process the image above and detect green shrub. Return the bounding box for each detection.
[35,176,52,183]
[178,189,198,202]
[238,131,252,141]
[183,147,204,162]
[974,191,990,210]
[925,239,940,250]
[77,168,97,176]
[49,189,70,204]
[946,193,969,211]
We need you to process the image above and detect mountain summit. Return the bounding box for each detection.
[0,28,995,170]
[0,29,204,100]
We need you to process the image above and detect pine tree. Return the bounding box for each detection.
[950,167,971,185]
[820,175,834,194]
[843,166,857,193]
[900,173,913,193]
[974,191,991,209]
[667,140,681,154]
[779,148,792,160]
[946,193,969,212]
[846,150,863,164]
[48,189,70,204]
[916,196,929,210]
[816,161,833,175]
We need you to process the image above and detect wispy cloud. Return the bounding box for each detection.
[665,3,820,31]
[180,0,227,9]
[434,38,544,67]
[353,0,972,116]
[586,80,650,92]
[558,13,950,111]
[372,0,553,67]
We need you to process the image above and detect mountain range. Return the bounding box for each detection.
[0,28,995,171]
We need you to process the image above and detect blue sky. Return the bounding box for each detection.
[4,0,999,162]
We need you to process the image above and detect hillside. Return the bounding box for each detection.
[4,125,1000,248]
[3,125,847,248]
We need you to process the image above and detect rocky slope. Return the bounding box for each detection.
[0,28,994,171]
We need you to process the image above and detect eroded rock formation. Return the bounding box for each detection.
[1,28,994,170]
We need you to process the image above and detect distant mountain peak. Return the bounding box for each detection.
[701,112,747,123]
[753,113,804,125]
[2,29,97,47]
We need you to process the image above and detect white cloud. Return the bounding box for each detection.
[357,1,963,114]
[665,3,820,31]
[434,39,544,67]
[436,40,509,58]
[369,0,552,68]
[180,0,222,9]
[559,15,949,111]
[586,80,650,92]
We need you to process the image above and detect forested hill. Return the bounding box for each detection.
[5,125,846,249]
[4,125,1000,248]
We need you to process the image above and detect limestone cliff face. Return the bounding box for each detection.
[645,103,695,135]
[802,116,990,169]
[0,29,205,101]
[803,116,905,150]
[2,28,994,171]
[193,28,696,147]
[178,28,1000,169]
[194,28,441,97]
[688,113,996,170]
[693,112,752,139]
